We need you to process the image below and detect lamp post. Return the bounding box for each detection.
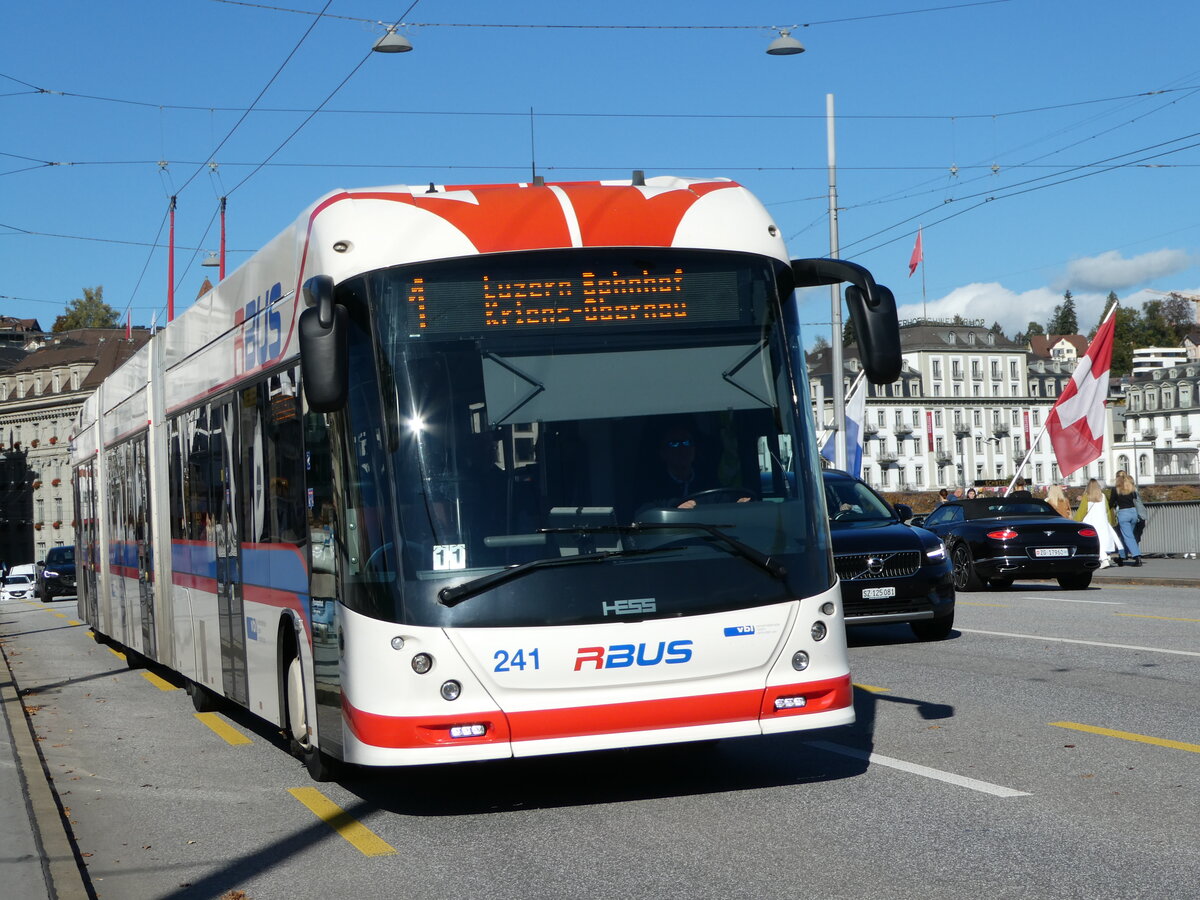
[767,38,845,469]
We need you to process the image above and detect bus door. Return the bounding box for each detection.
[213,397,248,706]
[134,436,156,659]
[303,410,343,757]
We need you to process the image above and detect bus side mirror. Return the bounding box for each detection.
[299,275,349,413]
[845,283,901,384]
[790,258,902,384]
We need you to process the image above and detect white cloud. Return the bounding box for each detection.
[893,282,1105,337]
[1054,249,1194,293]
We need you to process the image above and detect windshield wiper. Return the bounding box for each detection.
[543,522,788,581]
[438,546,682,607]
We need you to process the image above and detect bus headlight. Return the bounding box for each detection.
[411,653,433,674]
[811,621,828,642]
[820,601,836,616]
[440,680,461,701]
[791,650,810,671]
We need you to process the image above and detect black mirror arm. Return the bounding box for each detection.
[790,258,882,307]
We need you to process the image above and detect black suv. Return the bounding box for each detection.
[37,545,76,601]
[823,470,956,641]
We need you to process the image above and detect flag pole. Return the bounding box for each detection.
[1006,420,1049,494]
[920,225,927,320]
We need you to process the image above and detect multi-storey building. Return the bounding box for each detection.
[1117,360,1200,485]
[810,319,1094,492]
[0,328,149,566]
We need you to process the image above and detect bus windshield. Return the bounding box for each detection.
[328,248,831,627]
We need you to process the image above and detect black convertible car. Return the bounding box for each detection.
[824,470,955,641]
[914,498,1101,591]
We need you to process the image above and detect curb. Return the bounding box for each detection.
[0,639,92,900]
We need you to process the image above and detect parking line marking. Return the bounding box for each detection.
[805,740,1030,797]
[957,628,1200,658]
[194,712,252,746]
[141,671,178,691]
[1051,722,1200,754]
[853,683,890,693]
[1115,613,1200,623]
[288,787,397,857]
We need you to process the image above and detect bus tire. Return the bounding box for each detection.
[187,680,220,712]
[285,655,339,782]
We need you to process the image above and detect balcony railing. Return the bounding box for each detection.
[992,423,1010,435]
[894,423,914,435]
[875,452,899,465]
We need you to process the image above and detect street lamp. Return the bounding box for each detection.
[373,25,413,53]
[766,29,805,56]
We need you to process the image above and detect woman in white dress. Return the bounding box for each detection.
[1074,478,1121,567]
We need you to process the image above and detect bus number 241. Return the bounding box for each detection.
[493,648,541,672]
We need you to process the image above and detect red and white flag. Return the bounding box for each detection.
[1047,305,1117,476]
[908,228,923,277]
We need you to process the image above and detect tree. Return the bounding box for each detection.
[811,334,830,352]
[1046,290,1078,335]
[1024,321,1045,337]
[53,286,119,332]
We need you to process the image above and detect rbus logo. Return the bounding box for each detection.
[573,640,693,671]
[233,282,284,374]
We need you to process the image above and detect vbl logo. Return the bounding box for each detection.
[574,640,693,671]
[233,282,283,373]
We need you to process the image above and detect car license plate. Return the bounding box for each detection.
[1034,547,1069,558]
[861,586,896,599]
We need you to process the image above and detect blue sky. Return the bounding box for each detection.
[4,1,1199,345]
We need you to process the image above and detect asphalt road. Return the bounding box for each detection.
[1,583,1197,900]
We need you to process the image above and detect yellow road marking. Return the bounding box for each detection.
[1115,613,1200,623]
[141,671,178,691]
[288,787,397,857]
[1051,721,1200,754]
[853,683,890,693]
[68,620,81,626]
[194,712,252,746]
[106,646,126,661]
[54,612,66,618]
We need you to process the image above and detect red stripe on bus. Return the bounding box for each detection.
[341,674,851,749]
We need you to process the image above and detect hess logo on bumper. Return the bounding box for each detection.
[574,641,693,670]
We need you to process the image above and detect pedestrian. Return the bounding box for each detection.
[1109,470,1143,567]
[1045,483,1072,519]
[1074,478,1121,567]
[1007,476,1033,500]
[938,488,950,504]
[965,487,977,499]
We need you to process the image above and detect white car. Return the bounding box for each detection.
[1,574,35,602]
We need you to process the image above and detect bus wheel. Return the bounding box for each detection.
[187,680,220,712]
[285,655,339,782]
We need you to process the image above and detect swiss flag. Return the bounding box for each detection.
[1047,306,1117,476]
[908,228,923,277]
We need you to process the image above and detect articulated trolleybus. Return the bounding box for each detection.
[73,174,900,780]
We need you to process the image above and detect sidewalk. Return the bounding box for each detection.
[0,610,90,900]
[1087,554,1200,588]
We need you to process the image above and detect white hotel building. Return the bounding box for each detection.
[808,320,1104,492]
